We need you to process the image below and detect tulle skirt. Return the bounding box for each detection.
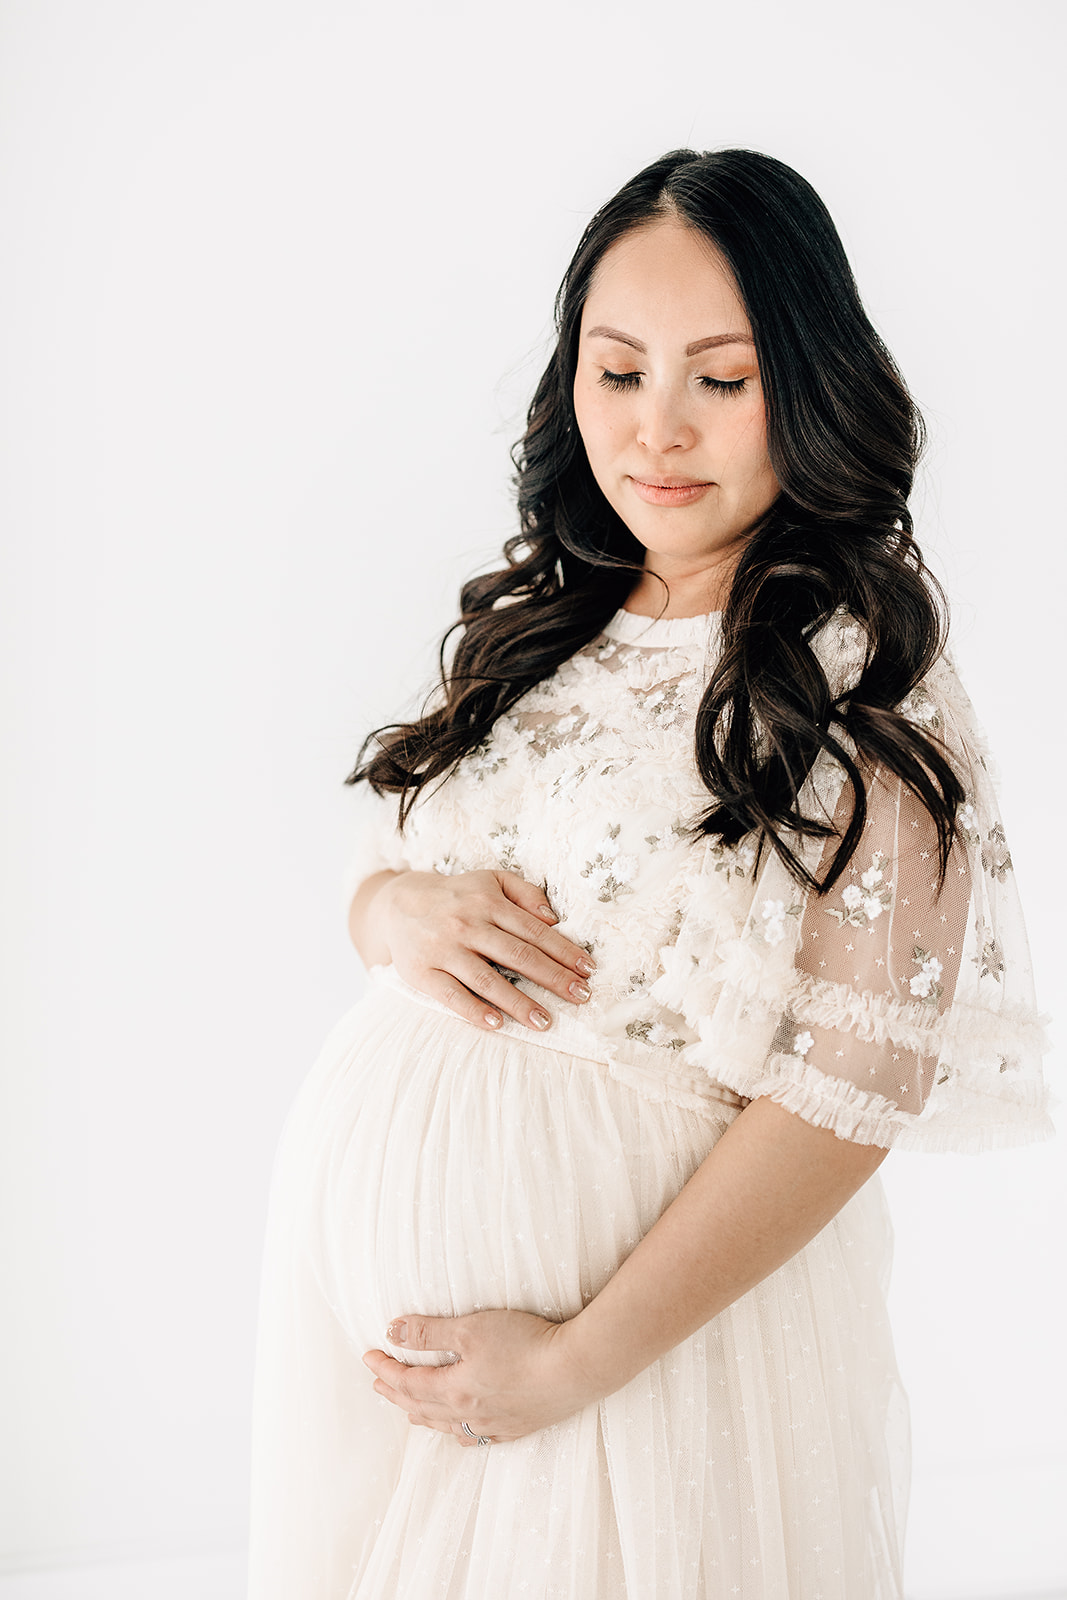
[247,972,908,1599]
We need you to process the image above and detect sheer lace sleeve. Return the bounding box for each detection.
[655,651,1052,1151]
[763,766,979,1140]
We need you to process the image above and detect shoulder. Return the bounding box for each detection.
[806,608,869,699]
[806,609,975,729]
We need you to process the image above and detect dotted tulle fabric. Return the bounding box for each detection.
[248,608,1050,1599]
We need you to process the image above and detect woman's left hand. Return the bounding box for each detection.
[362,1309,599,1446]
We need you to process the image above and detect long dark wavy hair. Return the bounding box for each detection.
[349,148,963,892]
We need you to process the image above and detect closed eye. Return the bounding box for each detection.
[598,369,748,397]
[699,375,748,396]
[598,369,642,391]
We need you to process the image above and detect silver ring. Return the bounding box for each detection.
[461,1420,492,1446]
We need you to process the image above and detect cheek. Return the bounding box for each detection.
[724,403,774,481]
[574,390,625,471]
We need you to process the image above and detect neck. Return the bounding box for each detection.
[623,548,742,618]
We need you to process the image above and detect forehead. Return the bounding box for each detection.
[582,219,750,336]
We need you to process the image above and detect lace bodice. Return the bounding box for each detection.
[348,608,1051,1151]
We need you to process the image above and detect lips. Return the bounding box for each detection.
[628,475,715,507]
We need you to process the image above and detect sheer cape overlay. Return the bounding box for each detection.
[351,607,1051,1152]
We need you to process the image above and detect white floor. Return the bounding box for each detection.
[0,1552,247,1600]
[0,1555,1063,1600]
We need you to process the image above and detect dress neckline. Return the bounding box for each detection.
[602,608,721,647]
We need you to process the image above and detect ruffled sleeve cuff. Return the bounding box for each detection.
[689,984,1055,1152]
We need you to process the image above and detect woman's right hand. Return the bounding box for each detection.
[348,869,595,1033]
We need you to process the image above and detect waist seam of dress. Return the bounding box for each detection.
[366,964,745,1118]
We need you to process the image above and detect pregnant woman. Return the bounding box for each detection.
[246,148,1051,1599]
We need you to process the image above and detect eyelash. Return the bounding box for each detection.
[598,369,748,397]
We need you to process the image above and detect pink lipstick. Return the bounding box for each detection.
[628,476,714,507]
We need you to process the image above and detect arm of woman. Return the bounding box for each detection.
[362,1097,887,1443]
[348,867,597,1033]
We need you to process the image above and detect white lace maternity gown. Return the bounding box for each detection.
[247,608,1050,1600]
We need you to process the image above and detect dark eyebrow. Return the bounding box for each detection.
[584,325,755,356]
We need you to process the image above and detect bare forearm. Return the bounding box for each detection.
[347,869,404,968]
[560,1096,888,1398]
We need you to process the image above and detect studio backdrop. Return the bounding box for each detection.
[0,2,1063,1597]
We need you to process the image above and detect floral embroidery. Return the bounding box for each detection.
[899,683,942,730]
[909,946,944,1006]
[958,801,982,847]
[975,933,1005,983]
[827,853,893,926]
[793,1030,815,1059]
[580,824,638,903]
[959,804,1013,881]
[465,738,509,779]
[626,1018,687,1050]
[633,678,693,727]
[550,761,596,799]
[645,822,691,852]
[710,838,759,879]
[520,710,596,758]
[488,823,520,871]
[981,822,1013,882]
[754,897,802,946]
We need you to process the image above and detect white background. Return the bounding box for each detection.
[0,2,1063,1596]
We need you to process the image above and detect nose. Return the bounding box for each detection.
[634,383,696,455]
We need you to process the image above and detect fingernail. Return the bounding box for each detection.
[529,1010,551,1030]
[537,904,558,923]
[576,955,596,976]
[569,980,591,1001]
[484,1012,502,1029]
[387,1320,407,1344]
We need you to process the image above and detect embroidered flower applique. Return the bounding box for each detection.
[957,803,1012,880]
[909,946,944,1006]
[974,932,1006,983]
[521,709,597,759]
[792,1030,815,1059]
[636,680,688,726]
[958,801,982,847]
[710,838,759,879]
[580,824,638,903]
[981,821,1014,882]
[626,1018,687,1050]
[754,897,802,946]
[463,731,513,779]
[645,822,691,852]
[899,683,942,730]
[550,760,595,800]
[827,852,893,927]
[488,823,520,871]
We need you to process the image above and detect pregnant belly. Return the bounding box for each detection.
[285,981,732,1364]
